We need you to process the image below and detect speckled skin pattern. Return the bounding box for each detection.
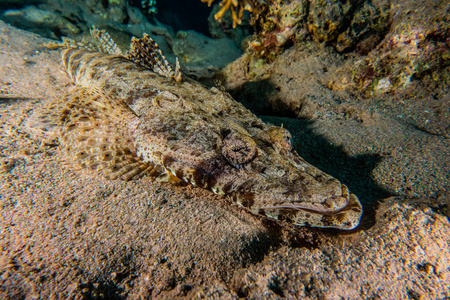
[45,46,362,230]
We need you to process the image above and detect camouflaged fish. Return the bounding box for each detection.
[34,28,362,230]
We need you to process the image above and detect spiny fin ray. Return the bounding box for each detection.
[89,25,123,55]
[127,33,182,83]
[44,26,123,55]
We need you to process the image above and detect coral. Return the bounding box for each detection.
[201,0,260,28]
[246,0,308,61]
[335,1,390,53]
[307,0,354,42]
[328,0,450,96]
[207,3,253,48]
[141,0,157,14]
[330,23,450,97]
[239,0,390,61]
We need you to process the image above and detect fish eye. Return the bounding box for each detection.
[221,133,257,168]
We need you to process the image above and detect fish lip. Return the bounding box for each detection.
[260,185,357,216]
[259,198,355,215]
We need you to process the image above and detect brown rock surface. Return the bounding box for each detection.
[229,0,449,137]
[0,21,449,299]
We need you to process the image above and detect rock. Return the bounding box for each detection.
[1,5,80,39]
[173,29,242,70]
[331,0,450,96]
[307,0,359,42]
[335,0,390,53]
[246,0,309,61]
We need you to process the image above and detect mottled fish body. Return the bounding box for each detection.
[36,30,362,229]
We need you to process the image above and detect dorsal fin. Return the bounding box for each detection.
[89,26,123,55]
[126,33,182,83]
[45,26,123,54]
[45,36,98,52]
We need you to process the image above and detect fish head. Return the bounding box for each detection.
[134,105,363,230]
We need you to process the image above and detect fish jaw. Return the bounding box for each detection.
[155,139,363,229]
[229,170,363,230]
[251,185,363,230]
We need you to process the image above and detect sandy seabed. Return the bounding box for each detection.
[0,21,449,299]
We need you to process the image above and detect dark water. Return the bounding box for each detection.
[155,0,212,35]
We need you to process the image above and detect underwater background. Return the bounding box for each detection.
[0,0,449,298]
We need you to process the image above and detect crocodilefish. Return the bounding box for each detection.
[32,27,362,230]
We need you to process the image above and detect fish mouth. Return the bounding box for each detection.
[257,184,363,229]
[260,185,361,216]
[259,198,355,215]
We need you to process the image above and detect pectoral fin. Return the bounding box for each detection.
[40,86,163,180]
